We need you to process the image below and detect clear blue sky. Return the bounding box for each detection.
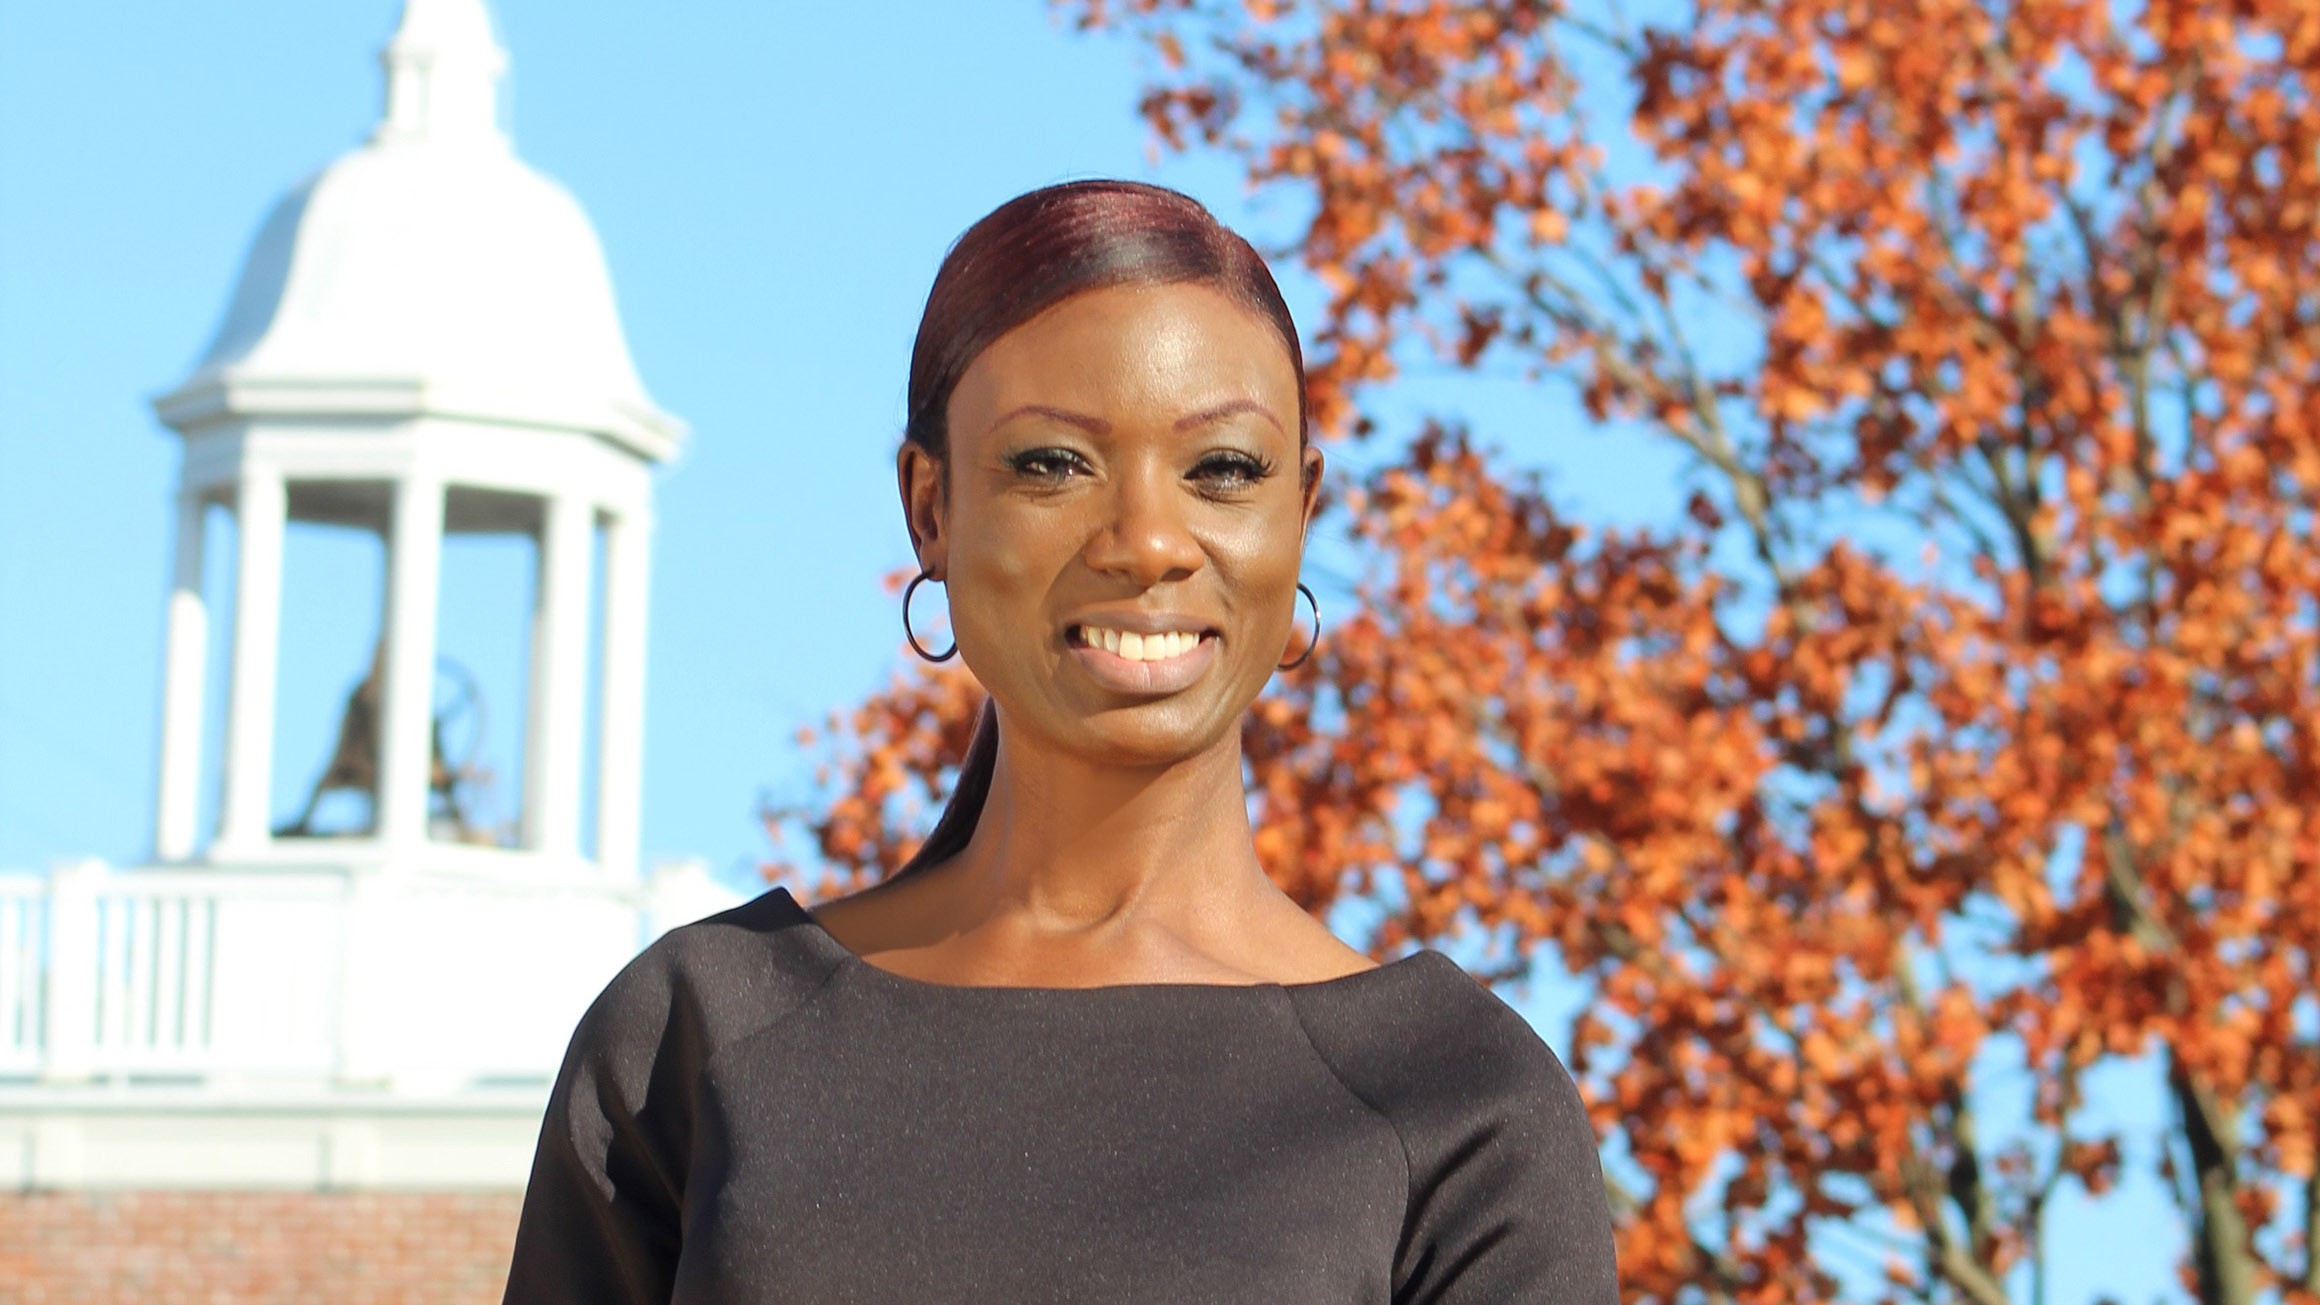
[0,5,2180,1300]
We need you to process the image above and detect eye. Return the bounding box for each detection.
[1007,448,1089,481]
[1191,450,1277,490]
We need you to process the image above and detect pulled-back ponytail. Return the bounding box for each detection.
[888,180,1305,881]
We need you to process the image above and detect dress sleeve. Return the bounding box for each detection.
[1391,992,1621,1304]
[502,946,698,1305]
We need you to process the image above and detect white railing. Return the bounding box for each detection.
[0,856,739,1090]
[21,860,347,1082]
[95,877,226,1063]
[94,887,218,1070]
[0,880,44,1073]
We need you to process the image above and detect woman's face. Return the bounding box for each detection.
[899,281,1322,767]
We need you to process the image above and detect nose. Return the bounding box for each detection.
[1080,461,1203,587]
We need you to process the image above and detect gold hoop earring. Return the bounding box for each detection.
[1277,581,1320,670]
[902,570,958,662]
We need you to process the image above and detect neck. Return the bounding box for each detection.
[941,714,1273,935]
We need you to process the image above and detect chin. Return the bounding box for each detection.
[979,643,1260,767]
[1068,702,1240,768]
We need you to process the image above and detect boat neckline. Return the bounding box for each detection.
[770,887,1442,996]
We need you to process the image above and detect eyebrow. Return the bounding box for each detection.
[984,398,1286,441]
[986,404,1111,438]
[1175,399,1285,434]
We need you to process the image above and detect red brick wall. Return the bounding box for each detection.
[0,1191,523,1304]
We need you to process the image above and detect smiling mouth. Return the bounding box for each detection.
[1065,624,1217,663]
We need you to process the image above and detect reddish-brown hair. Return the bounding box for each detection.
[895,179,1307,879]
[905,179,1306,465]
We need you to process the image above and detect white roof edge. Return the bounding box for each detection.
[152,373,686,464]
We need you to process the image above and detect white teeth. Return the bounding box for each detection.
[1077,625,1204,661]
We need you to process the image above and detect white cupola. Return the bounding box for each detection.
[158,0,677,459]
[149,0,682,881]
[0,0,735,1171]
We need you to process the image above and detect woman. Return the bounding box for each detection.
[502,180,1619,1304]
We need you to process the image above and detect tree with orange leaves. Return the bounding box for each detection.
[766,2,2320,1301]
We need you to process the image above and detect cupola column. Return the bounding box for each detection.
[377,474,445,847]
[595,509,652,877]
[524,493,593,857]
[154,489,210,860]
[216,470,286,856]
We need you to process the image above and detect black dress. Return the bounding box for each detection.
[502,887,1619,1304]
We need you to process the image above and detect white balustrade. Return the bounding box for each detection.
[6,867,348,1082]
[92,889,221,1072]
[0,880,44,1073]
[13,865,344,1082]
[0,857,736,1092]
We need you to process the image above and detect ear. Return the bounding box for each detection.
[1297,442,1325,541]
[897,441,949,578]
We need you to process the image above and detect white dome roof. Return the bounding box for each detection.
[157,0,683,462]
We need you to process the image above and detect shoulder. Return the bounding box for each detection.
[567,887,841,1076]
[510,892,840,1299]
[1290,950,1589,1127]
[1290,952,1619,1301]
